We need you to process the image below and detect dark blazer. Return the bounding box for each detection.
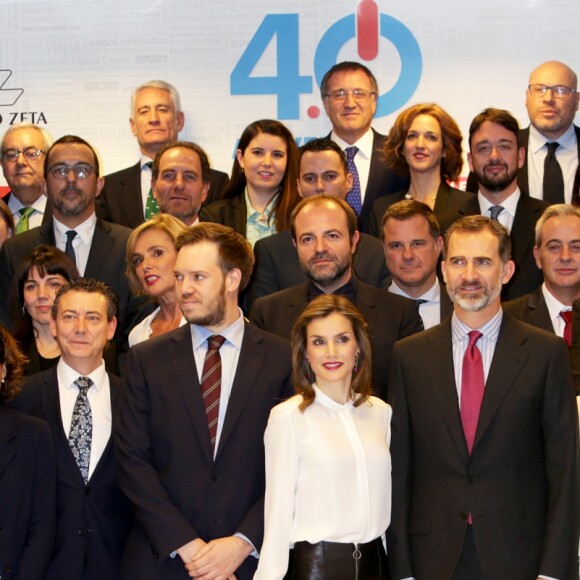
[250,279,423,400]
[199,192,247,236]
[0,217,151,368]
[96,161,229,228]
[11,370,131,580]
[1,191,53,225]
[246,230,390,308]
[503,286,554,333]
[0,405,56,579]
[115,322,293,580]
[387,313,579,580]
[366,181,474,238]
[438,193,548,300]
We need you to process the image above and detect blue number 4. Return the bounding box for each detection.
[230,14,312,120]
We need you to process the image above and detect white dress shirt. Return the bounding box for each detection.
[255,386,392,580]
[128,306,187,347]
[140,155,154,217]
[7,192,47,230]
[527,124,578,204]
[541,283,570,338]
[57,358,111,480]
[477,189,520,234]
[389,279,441,329]
[53,212,97,275]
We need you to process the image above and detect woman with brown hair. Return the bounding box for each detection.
[255,294,391,579]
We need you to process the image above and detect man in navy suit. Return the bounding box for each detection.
[12,278,132,580]
[115,223,292,579]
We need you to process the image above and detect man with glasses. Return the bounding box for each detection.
[0,123,53,231]
[320,61,408,230]
[0,135,148,370]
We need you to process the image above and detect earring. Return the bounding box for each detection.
[21,306,26,315]
[353,352,361,374]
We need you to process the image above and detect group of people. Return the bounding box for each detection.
[0,57,578,580]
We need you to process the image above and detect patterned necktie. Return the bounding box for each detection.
[200,335,226,454]
[560,310,573,347]
[489,205,504,221]
[65,230,77,265]
[144,161,159,220]
[345,146,362,216]
[69,376,93,484]
[460,331,484,454]
[15,207,35,234]
[543,142,565,204]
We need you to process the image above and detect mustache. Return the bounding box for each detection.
[309,251,337,263]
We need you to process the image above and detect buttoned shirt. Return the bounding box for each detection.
[389,278,441,329]
[7,192,47,229]
[541,283,570,338]
[245,188,278,248]
[53,212,96,275]
[140,155,154,217]
[477,189,520,234]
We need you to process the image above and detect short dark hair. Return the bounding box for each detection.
[320,61,379,98]
[0,323,27,404]
[468,108,520,150]
[290,195,358,242]
[151,141,211,183]
[381,199,441,241]
[175,223,255,292]
[51,278,119,322]
[45,135,101,176]
[298,138,348,175]
[291,295,372,411]
[444,215,512,263]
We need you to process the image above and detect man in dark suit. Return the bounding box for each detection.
[0,134,148,368]
[0,123,54,230]
[388,215,579,580]
[11,278,132,580]
[250,196,422,400]
[247,138,389,308]
[320,61,408,230]
[504,204,580,338]
[115,223,292,579]
[440,108,548,300]
[382,199,452,328]
[97,80,228,228]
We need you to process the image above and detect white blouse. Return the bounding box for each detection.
[255,385,392,580]
[128,306,187,347]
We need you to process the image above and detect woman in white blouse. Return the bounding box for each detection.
[125,214,187,346]
[255,294,392,579]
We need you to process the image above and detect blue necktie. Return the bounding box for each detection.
[345,147,362,216]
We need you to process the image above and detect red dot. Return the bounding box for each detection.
[307,106,320,119]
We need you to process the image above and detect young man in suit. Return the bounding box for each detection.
[115,223,293,579]
[247,138,389,308]
[250,195,422,400]
[388,215,578,580]
[382,199,452,329]
[320,61,409,229]
[97,80,228,227]
[12,278,132,580]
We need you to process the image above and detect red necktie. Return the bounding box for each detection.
[560,310,573,347]
[461,331,484,454]
[200,335,226,453]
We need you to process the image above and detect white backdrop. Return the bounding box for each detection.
[1,0,579,191]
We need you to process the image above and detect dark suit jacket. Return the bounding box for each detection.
[439,194,548,300]
[250,279,423,400]
[387,313,579,580]
[1,191,53,225]
[366,181,474,238]
[96,161,229,228]
[0,405,56,579]
[199,192,247,236]
[11,370,131,580]
[503,286,554,333]
[246,230,390,308]
[115,322,293,579]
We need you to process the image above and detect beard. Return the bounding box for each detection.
[447,276,502,312]
[474,160,518,193]
[182,280,226,327]
[304,250,351,289]
[52,185,92,217]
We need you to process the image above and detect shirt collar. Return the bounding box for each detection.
[190,307,245,353]
[478,188,520,217]
[57,357,107,393]
[451,307,503,344]
[7,192,47,215]
[244,188,278,221]
[541,282,570,318]
[53,212,97,246]
[140,155,154,170]
[312,383,355,410]
[529,123,577,154]
[331,127,374,160]
[389,278,440,303]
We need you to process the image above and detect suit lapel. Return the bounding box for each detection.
[526,287,554,332]
[517,128,530,196]
[120,162,144,226]
[510,195,537,266]
[354,283,377,336]
[0,407,16,478]
[85,220,114,278]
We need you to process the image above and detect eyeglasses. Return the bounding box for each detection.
[528,84,577,99]
[1,147,45,162]
[324,89,376,102]
[47,164,97,180]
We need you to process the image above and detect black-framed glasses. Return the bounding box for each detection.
[323,89,376,102]
[528,84,576,99]
[1,147,45,162]
[47,164,97,180]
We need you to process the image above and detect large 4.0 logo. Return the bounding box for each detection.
[230,0,422,120]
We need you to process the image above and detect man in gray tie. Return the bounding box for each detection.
[12,278,132,579]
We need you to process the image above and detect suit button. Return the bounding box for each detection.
[78,528,85,536]
[211,472,221,482]
[460,512,468,520]
[467,475,476,483]
[0,527,3,534]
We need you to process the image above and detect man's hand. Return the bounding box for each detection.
[177,538,207,564]
[184,535,252,579]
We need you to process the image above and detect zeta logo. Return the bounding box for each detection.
[0,70,23,107]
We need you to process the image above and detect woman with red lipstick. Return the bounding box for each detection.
[199,119,300,248]
[11,245,79,375]
[125,213,187,346]
[255,295,391,580]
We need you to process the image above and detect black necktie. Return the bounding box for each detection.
[489,205,504,221]
[69,376,93,484]
[65,230,77,265]
[543,142,565,204]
